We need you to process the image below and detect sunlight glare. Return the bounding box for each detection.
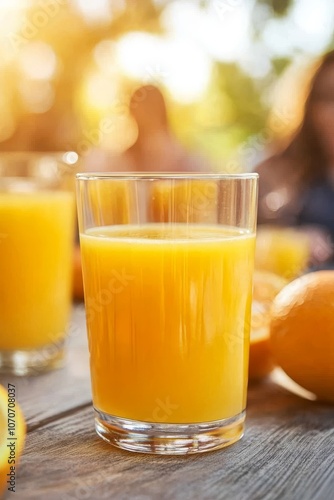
[263,0,334,57]
[18,42,57,80]
[161,0,252,63]
[0,0,27,61]
[84,72,119,110]
[71,0,112,23]
[116,32,212,103]
[19,80,55,113]
[94,40,118,77]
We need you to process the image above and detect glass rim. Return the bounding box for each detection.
[76,172,259,181]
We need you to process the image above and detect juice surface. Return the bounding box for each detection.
[0,191,74,349]
[81,224,255,423]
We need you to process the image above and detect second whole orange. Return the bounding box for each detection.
[270,270,334,402]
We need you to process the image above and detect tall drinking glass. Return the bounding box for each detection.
[77,173,258,454]
[0,152,77,375]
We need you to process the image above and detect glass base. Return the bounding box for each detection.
[95,409,245,455]
[0,340,65,376]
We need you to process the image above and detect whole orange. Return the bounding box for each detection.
[270,270,334,402]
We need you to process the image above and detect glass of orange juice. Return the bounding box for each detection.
[77,173,258,454]
[0,152,77,375]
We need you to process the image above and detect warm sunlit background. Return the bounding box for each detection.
[0,0,334,170]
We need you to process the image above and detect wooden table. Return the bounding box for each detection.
[1,305,333,500]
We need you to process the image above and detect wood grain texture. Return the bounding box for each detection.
[2,304,334,500]
[14,381,334,500]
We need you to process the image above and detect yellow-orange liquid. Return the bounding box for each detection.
[81,224,255,423]
[255,227,310,279]
[0,191,74,350]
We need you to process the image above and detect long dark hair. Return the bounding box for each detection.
[280,51,334,183]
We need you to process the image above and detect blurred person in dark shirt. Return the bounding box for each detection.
[256,51,334,268]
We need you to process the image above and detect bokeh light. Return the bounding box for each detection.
[18,42,57,80]
[0,0,333,168]
[116,32,212,103]
[71,0,113,23]
[19,80,55,114]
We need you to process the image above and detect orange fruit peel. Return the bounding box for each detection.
[249,271,287,381]
[270,270,334,403]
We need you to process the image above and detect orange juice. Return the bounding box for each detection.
[255,227,310,280]
[0,191,75,350]
[81,224,255,423]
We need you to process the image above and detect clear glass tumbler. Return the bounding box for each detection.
[77,173,258,454]
[0,152,77,375]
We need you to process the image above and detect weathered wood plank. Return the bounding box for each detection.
[0,304,92,428]
[14,380,334,500]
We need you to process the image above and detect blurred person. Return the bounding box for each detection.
[256,51,334,268]
[74,85,211,299]
[84,85,210,173]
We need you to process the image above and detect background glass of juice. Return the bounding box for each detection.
[77,173,258,454]
[0,152,77,375]
[255,225,310,280]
